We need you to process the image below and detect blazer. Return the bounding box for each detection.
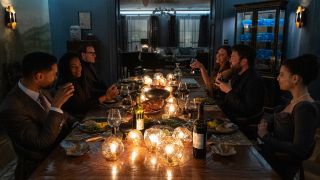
[0,85,72,179]
[81,61,106,96]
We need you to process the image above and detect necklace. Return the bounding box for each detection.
[290,93,310,104]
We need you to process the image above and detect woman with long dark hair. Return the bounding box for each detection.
[56,52,117,118]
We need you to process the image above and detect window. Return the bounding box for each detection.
[127,16,148,52]
[179,16,200,47]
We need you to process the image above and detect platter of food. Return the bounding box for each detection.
[142,99,164,114]
[78,120,110,133]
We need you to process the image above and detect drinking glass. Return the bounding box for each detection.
[177,82,189,99]
[120,85,130,98]
[190,58,197,75]
[183,97,198,125]
[173,63,182,82]
[107,109,122,136]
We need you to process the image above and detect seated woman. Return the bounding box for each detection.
[190,45,232,97]
[56,52,118,118]
[257,54,319,179]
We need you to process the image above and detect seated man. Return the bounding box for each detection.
[0,52,75,179]
[80,44,118,96]
[215,44,265,139]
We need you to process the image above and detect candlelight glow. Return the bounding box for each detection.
[165,145,174,155]
[144,128,164,152]
[173,127,192,144]
[166,73,174,81]
[140,93,147,102]
[143,76,153,85]
[157,136,184,166]
[110,143,117,153]
[127,129,143,146]
[164,85,172,92]
[102,136,124,161]
[167,169,173,180]
[131,150,138,162]
[151,157,157,165]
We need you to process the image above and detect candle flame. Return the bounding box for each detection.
[165,145,174,155]
[110,143,117,153]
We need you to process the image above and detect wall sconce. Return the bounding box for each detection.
[5,6,17,29]
[295,6,306,28]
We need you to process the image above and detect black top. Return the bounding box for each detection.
[218,68,265,120]
[81,61,106,96]
[57,78,101,119]
[262,101,319,161]
[260,101,319,179]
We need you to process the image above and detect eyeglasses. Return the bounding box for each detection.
[86,52,96,55]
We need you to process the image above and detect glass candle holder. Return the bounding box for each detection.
[143,75,153,85]
[102,136,124,161]
[157,136,184,166]
[166,73,174,82]
[172,127,192,144]
[126,129,143,146]
[164,102,179,117]
[144,128,165,152]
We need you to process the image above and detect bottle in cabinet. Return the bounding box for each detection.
[193,102,207,159]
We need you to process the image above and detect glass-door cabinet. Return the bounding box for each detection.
[235,1,287,77]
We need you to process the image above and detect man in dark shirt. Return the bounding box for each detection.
[80,44,118,98]
[215,44,265,138]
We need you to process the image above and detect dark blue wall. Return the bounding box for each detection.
[48,0,119,85]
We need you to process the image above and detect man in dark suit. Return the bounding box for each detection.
[0,52,75,179]
[215,44,265,139]
[80,44,118,97]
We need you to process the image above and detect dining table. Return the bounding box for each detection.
[30,77,279,179]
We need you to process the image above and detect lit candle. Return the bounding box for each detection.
[131,149,138,162]
[173,127,192,144]
[144,76,153,85]
[159,78,166,86]
[127,129,143,146]
[165,144,174,155]
[150,156,157,166]
[102,136,124,161]
[140,93,147,102]
[166,73,174,81]
[110,143,117,154]
[144,128,164,151]
[149,134,159,144]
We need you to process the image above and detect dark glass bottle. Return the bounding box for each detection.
[193,102,207,159]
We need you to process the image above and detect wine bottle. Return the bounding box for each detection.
[193,102,207,159]
[134,96,144,131]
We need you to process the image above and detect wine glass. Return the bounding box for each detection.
[107,109,122,136]
[183,97,198,125]
[122,94,133,110]
[177,82,189,99]
[190,58,196,75]
[173,63,182,82]
[120,85,130,98]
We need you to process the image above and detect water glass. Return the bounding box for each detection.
[107,109,122,135]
